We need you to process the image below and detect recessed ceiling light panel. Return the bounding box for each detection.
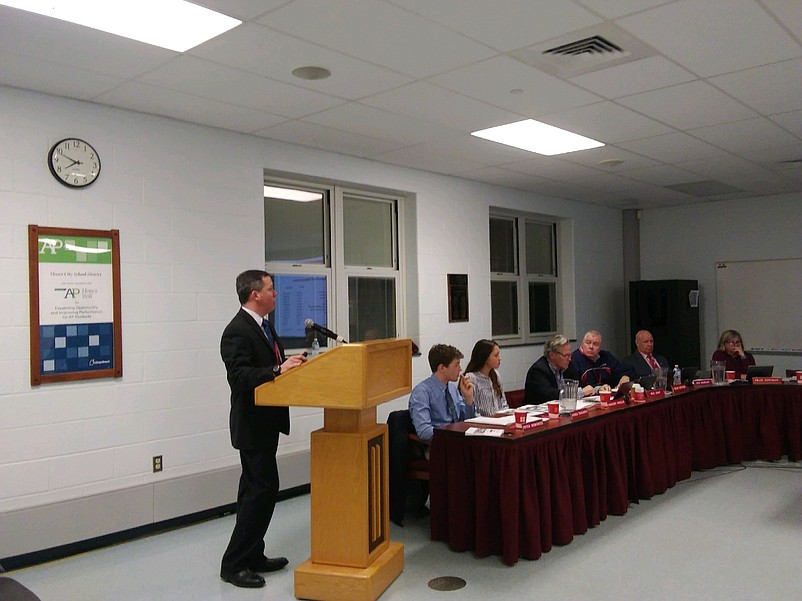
[472,119,604,156]
[0,0,241,52]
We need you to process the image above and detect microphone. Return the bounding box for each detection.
[304,319,347,343]
[581,366,611,386]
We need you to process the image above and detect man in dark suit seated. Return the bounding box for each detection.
[525,334,594,404]
[621,330,669,378]
[570,330,633,393]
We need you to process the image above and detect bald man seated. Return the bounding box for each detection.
[621,330,669,379]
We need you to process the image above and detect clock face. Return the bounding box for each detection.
[48,138,101,188]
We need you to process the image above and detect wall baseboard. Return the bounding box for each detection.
[0,451,310,570]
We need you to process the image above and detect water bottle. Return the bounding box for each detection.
[672,365,681,387]
[310,337,320,357]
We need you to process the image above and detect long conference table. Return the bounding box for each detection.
[429,384,802,565]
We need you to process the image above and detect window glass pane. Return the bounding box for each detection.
[525,221,555,275]
[490,281,518,336]
[489,217,516,273]
[270,274,329,349]
[348,277,396,341]
[264,191,326,264]
[343,196,394,267]
[528,282,556,333]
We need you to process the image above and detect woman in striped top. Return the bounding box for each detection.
[464,339,508,417]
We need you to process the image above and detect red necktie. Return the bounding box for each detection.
[646,354,659,370]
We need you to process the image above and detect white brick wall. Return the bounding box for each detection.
[0,84,627,517]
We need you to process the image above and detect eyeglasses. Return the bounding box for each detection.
[725,339,741,345]
[553,351,572,359]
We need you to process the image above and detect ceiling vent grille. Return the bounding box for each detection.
[543,36,623,57]
[509,23,656,78]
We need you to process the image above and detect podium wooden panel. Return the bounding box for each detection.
[255,338,412,601]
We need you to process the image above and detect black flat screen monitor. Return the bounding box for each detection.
[746,365,774,382]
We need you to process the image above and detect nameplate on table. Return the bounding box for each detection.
[600,398,626,409]
[515,418,546,432]
[671,384,688,393]
[569,408,589,418]
[752,376,783,385]
[692,378,713,387]
[646,390,665,400]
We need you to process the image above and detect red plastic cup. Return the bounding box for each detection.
[547,401,560,419]
[514,409,528,427]
[796,371,802,385]
[599,390,611,403]
[725,370,735,381]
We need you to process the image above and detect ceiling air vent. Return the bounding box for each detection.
[509,23,657,78]
[543,36,623,57]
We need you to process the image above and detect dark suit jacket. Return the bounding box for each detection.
[220,309,289,449]
[525,355,581,404]
[621,352,669,379]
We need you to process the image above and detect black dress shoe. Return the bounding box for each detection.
[220,569,265,588]
[251,556,289,573]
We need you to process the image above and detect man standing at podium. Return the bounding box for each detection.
[219,270,307,588]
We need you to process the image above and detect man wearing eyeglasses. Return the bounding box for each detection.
[525,334,593,404]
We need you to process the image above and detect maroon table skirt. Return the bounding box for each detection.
[429,385,802,565]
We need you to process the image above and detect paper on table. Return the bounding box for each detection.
[577,399,597,410]
[465,415,516,426]
[465,427,505,437]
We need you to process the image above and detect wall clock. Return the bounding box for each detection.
[48,138,101,188]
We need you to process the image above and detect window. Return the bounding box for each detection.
[490,211,561,344]
[264,179,404,350]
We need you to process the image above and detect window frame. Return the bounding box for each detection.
[490,209,565,346]
[264,176,405,351]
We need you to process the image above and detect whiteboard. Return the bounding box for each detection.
[715,259,802,353]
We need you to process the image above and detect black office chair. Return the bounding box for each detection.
[387,409,429,527]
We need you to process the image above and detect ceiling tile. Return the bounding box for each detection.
[0,54,124,101]
[389,0,601,52]
[618,132,725,163]
[575,0,675,19]
[0,6,175,78]
[95,82,288,133]
[260,0,495,78]
[618,0,802,77]
[568,56,696,99]
[138,56,345,118]
[616,164,703,186]
[617,81,758,130]
[362,81,522,132]
[430,56,601,117]
[191,23,413,100]
[689,118,801,154]
[303,103,459,146]
[191,0,288,20]
[769,110,802,136]
[541,101,674,143]
[710,59,802,115]
[255,120,402,157]
[373,143,489,174]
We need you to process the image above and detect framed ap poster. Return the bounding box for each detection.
[28,225,123,385]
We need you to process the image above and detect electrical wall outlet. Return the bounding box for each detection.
[152,455,163,473]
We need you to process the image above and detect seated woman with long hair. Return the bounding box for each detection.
[711,329,756,377]
[464,339,508,416]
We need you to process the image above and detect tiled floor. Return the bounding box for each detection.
[6,460,802,601]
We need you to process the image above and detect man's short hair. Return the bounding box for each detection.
[236,269,270,305]
[543,334,569,357]
[427,344,463,373]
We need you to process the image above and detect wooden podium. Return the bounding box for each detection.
[255,338,412,601]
